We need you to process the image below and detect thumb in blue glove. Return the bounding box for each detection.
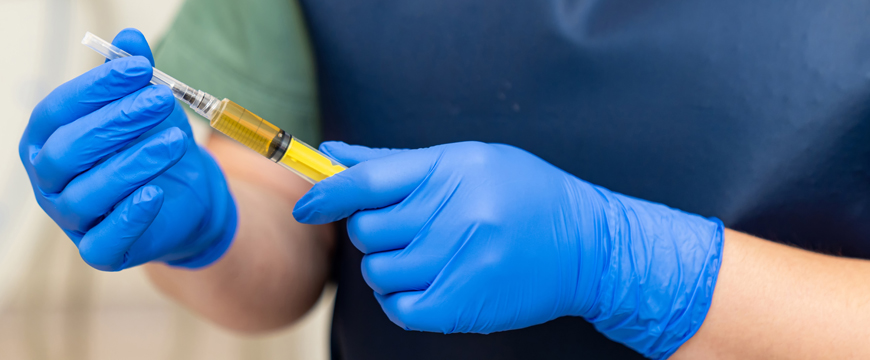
[293,141,723,359]
[20,28,237,271]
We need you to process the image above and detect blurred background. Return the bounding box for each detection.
[0,0,333,359]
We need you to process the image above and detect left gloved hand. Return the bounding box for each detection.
[19,29,236,271]
[293,141,723,359]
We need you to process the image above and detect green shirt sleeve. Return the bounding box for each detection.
[153,0,321,142]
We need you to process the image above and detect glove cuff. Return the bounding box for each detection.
[583,191,725,360]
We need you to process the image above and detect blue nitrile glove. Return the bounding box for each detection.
[293,141,723,359]
[19,28,236,271]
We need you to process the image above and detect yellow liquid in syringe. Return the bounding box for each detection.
[209,99,346,183]
[279,138,346,182]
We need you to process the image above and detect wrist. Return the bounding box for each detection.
[165,147,238,269]
[579,188,724,359]
[567,181,616,317]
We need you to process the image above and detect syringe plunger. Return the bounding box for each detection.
[81,32,220,119]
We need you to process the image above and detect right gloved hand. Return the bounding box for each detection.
[19,28,237,271]
[293,141,724,359]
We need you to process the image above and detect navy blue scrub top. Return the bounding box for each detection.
[296,1,870,358]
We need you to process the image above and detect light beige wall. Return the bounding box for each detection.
[0,1,332,359]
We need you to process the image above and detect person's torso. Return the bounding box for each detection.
[296,1,870,358]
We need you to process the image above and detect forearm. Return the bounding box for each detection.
[673,229,870,359]
[145,134,334,333]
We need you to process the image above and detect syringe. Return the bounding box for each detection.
[81,32,346,183]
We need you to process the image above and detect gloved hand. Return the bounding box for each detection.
[19,28,236,271]
[293,141,723,359]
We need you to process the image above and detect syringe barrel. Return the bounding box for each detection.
[210,99,346,183]
[210,99,284,158]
